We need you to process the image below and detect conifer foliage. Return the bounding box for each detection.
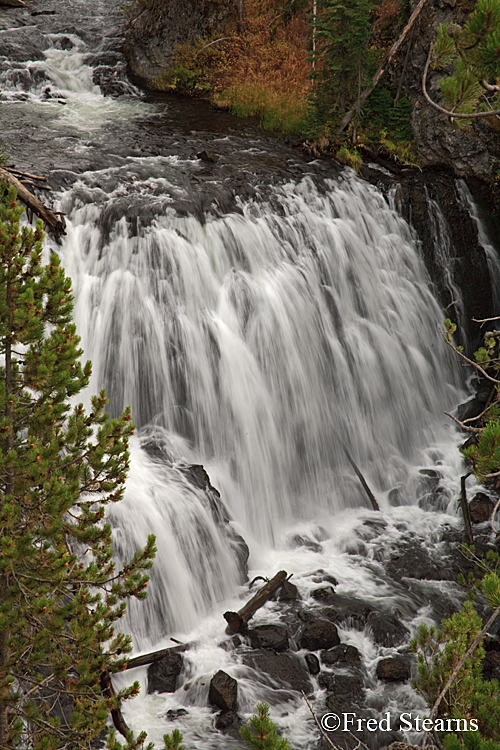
[239,703,290,750]
[431,0,500,119]
[312,0,379,125]
[0,182,156,749]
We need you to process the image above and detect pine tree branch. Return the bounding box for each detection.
[425,603,500,732]
[422,43,500,119]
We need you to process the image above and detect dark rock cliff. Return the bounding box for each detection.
[123,0,238,81]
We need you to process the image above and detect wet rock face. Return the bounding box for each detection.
[367,612,410,648]
[469,493,495,524]
[242,650,312,694]
[248,624,290,652]
[209,670,238,712]
[298,619,341,651]
[325,674,364,712]
[376,656,411,683]
[386,0,500,183]
[147,651,184,693]
[123,0,239,81]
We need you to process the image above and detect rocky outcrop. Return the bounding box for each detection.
[123,0,238,81]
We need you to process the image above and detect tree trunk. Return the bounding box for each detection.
[224,570,288,634]
[337,0,428,133]
[0,168,66,238]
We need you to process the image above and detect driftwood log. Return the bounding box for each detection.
[101,669,130,738]
[125,641,189,671]
[0,167,66,238]
[224,570,288,634]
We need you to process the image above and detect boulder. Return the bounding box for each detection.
[242,650,312,694]
[209,670,238,712]
[322,594,374,627]
[305,653,320,675]
[215,710,242,733]
[248,624,289,652]
[197,150,219,164]
[278,580,300,602]
[469,493,495,524]
[376,656,411,683]
[147,651,183,694]
[387,545,441,581]
[366,612,409,648]
[325,674,364,711]
[299,619,340,651]
[321,644,361,667]
[312,586,336,602]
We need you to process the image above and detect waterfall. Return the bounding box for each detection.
[50,162,463,643]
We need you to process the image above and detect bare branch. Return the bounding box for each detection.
[301,691,337,749]
[441,330,500,384]
[444,411,481,433]
[490,496,500,535]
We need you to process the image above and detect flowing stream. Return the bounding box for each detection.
[0,1,498,747]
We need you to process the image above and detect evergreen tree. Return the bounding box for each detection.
[311,0,379,127]
[239,703,290,750]
[0,181,156,749]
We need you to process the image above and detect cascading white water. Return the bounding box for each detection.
[59,168,463,548]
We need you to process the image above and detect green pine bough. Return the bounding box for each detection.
[0,181,159,749]
[239,703,290,750]
[425,0,500,122]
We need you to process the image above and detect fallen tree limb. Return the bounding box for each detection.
[5,167,47,182]
[460,473,474,545]
[338,0,428,133]
[0,167,66,238]
[224,570,288,634]
[101,669,130,739]
[125,641,189,671]
[342,444,380,511]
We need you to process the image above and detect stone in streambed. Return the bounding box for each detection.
[469,492,495,523]
[299,619,340,650]
[248,624,289,652]
[242,650,312,694]
[376,656,411,683]
[147,651,183,693]
[209,670,238,712]
[321,643,361,667]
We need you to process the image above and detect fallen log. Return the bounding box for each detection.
[5,167,47,182]
[0,0,26,6]
[224,570,288,634]
[0,167,66,238]
[125,641,189,671]
[460,472,474,545]
[101,669,130,739]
